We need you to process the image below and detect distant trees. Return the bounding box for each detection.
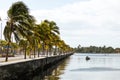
[75,45,119,53]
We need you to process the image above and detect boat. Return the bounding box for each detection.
[86,56,90,60]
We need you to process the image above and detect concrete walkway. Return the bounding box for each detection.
[0,54,67,66]
[0,55,45,66]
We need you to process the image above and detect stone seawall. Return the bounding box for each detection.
[0,53,73,80]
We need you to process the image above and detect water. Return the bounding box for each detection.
[44,53,120,80]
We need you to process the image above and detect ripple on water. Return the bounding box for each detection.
[70,67,120,72]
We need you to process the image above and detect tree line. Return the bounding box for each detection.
[75,45,120,53]
[0,1,73,61]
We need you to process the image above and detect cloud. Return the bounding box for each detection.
[30,0,120,47]
[0,10,7,20]
[31,0,120,24]
[0,0,120,47]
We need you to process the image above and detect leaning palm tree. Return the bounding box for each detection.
[43,20,60,56]
[52,35,60,55]
[36,21,50,56]
[3,1,35,61]
[33,24,42,57]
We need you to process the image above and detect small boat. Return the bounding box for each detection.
[86,56,90,60]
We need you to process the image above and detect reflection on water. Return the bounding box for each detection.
[44,57,71,80]
[71,67,120,72]
[44,53,120,80]
[30,57,71,80]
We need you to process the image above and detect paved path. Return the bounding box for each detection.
[0,54,66,66]
[0,55,45,66]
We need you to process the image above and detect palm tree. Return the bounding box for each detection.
[36,21,50,56]
[43,20,60,56]
[19,38,28,59]
[52,35,60,55]
[30,35,39,58]
[3,1,35,61]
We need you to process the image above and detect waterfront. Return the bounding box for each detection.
[0,54,72,80]
[44,53,120,80]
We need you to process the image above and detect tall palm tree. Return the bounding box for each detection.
[43,20,60,56]
[52,35,60,55]
[36,21,50,56]
[19,38,28,59]
[3,1,35,61]
[33,24,43,57]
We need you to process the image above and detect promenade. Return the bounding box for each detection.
[0,55,45,66]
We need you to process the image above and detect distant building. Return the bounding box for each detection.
[115,48,120,53]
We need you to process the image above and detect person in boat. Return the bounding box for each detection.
[86,56,90,60]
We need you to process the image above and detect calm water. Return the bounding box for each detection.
[44,53,120,80]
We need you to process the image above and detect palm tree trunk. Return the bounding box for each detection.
[29,49,31,58]
[5,42,10,62]
[42,43,45,56]
[46,49,49,57]
[49,48,52,56]
[54,46,57,55]
[24,46,27,59]
[34,46,36,58]
[38,48,40,57]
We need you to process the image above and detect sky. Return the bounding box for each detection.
[0,0,120,48]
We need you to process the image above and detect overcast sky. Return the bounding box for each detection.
[0,0,120,48]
